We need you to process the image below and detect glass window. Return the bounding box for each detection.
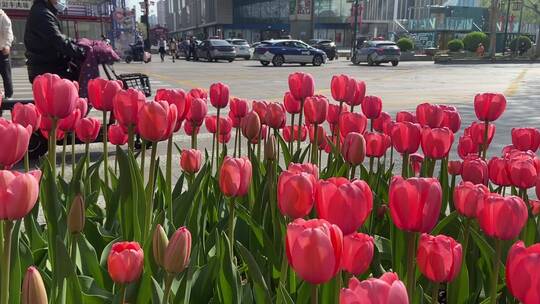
[209,39,231,46]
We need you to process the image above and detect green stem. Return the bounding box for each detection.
[296,98,305,152]
[228,197,236,250]
[350,165,357,179]
[24,151,29,172]
[1,220,13,304]
[257,129,262,161]
[289,114,295,155]
[103,111,109,188]
[141,140,146,181]
[350,105,354,112]
[49,118,58,177]
[84,142,90,174]
[61,135,67,178]
[431,282,439,304]
[210,133,216,172]
[166,136,173,225]
[128,125,134,154]
[216,107,221,172]
[119,284,126,304]
[406,232,417,302]
[482,121,489,160]
[234,127,239,157]
[311,284,318,304]
[336,101,343,152]
[70,234,78,265]
[489,239,503,304]
[162,273,174,304]
[369,157,374,176]
[462,218,472,255]
[191,126,197,149]
[71,132,76,173]
[144,141,158,241]
[402,153,410,178]
[238,127,242,157]
[311,124,319,166]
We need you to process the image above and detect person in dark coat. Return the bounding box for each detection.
[24,0,86,83]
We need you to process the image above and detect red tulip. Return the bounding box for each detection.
[266,102,286,129]
[75,117,101,143]
[284,92,301,114]
[252,100,268,125]
[57,109,81,132]
[361,96,382,119]
[474,93,506,122]
[32,73,78,119]
[113,88,145,128]
[209,82,229,108]
[448,160,462,175]
[219,157,252,197]
[316,177,373,235]
[40,128,65,141]
[250,125,267,144]
[218,132,232,144]
[278,170,317,218]
[88,78,123,112]
[137,101,178,142]
[286,218,343,284]
[339,112,367,137]
[364,131,391,158]
[389,176,442,233]
[466,122,495,148]
[453,181,489,218]
[288,72,314,101]
[345,80,366,107]
[205,116,217,133]
[341,233,374,275]
[180,149,202,174]
[457,135,479,159]
[511,128,540,152]
[478,194,528,240]
[107,242,144,283]
[309,124,326,146]
[12,103,41,133]
[331,74,352,102]
[186,98,207,127]
[184,123,199,136]
[421,127,454,159]
[108,124,128,145]
[461,156,488,185]
[396,111,416,123]
[391,122,421,154]
[288,162,319,180]
[417,233,462,283]
[283,125,307,142]
[188,88,207,100]
[0,170,41,220]
[163,226,192,274]
[340,273,409,304]
[506,241,540,304]
[0,119,32,169]
[410,153,424,176]
[529,199,540,216]
[230,97,249,119]
[488,157,512,186]
[155,89,187,131]
[241,111,261,141]
[441,105,461,133]
[508,157,537,189]
[373,111,391,132]
[341,132,366,166]
[416,103,443,128]
[327,104,348,125]
[304,95,328,125]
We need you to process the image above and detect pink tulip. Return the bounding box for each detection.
[186,98,207,127]
[88,78,123,112]
[209,82,229,108]
[304,95,329,125]
[113,88,145,128]
[278,170,317,218]
[75,117,101,143]
[219,157,252,197]
[288,72,314,101]
[0,119,32,169]
[283,92,301,114]
[340,273,409,304]
[0,170,41,220]
[361,96,382,119]
[474,93,506,122]
[180,149,202,174]
[506,241,540,304]
[12,103,41,133]
[341,233,374,275]
[32,73,78,119]
[288,162,319,180]
[339,112,367,137]
[108,124,128,145]
[137,101,178,142]
[416,103,443,128]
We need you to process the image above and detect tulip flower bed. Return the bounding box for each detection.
[1,71,540,304]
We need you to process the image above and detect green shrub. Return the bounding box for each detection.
[509,36,532,53]
[448,39,464,52]
[397,38,414,52]
[462,32,489,52]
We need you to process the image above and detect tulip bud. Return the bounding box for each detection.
[67,194,85,234]
[448,160,462,176]
[265,134,277,161]
[22,266,48,304]
[377,204,388,218]
[241,111,261,141]
[152,224,169,268]
[163,227,192,274]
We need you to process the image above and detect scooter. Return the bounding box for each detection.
[124,44,151,64]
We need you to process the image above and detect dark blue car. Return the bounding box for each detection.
[352,40,401,66]
[252,39,327,67]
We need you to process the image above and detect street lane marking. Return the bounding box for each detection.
[504,69,527,97]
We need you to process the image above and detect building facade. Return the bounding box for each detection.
[157,0,167,26]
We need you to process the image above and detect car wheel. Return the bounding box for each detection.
[334,54,339,60]
[300,63,307,66]
[392,60,399,66]
[351,55,360,65]
[125,56,133,64]
[228,58,234,62]
[312,55,323,66]
[329,57,334,61]
[367,55,375,66]
[272,55,284,67]
[244,56,251,60]
[260,61,270,66]
[207,51,213,62]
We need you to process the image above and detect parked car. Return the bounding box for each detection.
[226,39,251,60]
[308,39,338,60]
[351,40,401,66]
[252,39,327,67]
[195,39,236,62]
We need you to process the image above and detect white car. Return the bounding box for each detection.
[226,39,251,60]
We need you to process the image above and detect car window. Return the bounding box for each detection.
[376,43,397,47]
[210,40,231,46]
[233,40,249,46]
[294,41,309,49]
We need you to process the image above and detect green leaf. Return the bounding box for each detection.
[447,257,469,304]
[276,132,292,166]
[276,284,295,304]
[217,232,240,304]
[9,221,23,304]
[55,237,84,303]
[236,242,272,304]
[77,235,109,288]
[431,211,459,235]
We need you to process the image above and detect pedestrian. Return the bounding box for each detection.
[0,9,14,98]
[476,43,485,57]
[169,38,177,62]
[184,38,191,61]
[24,0,86,83]
[158,36,166,62]
[189,36,197,61]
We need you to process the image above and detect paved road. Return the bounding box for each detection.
[2,59,540,178]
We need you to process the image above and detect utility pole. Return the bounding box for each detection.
[351,0,359,55]
[502,0,511,54]
[488,0,500,59]
[311,0,316,39]
[144,0,151,50]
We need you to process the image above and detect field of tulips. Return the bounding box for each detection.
[1,71,540,304]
